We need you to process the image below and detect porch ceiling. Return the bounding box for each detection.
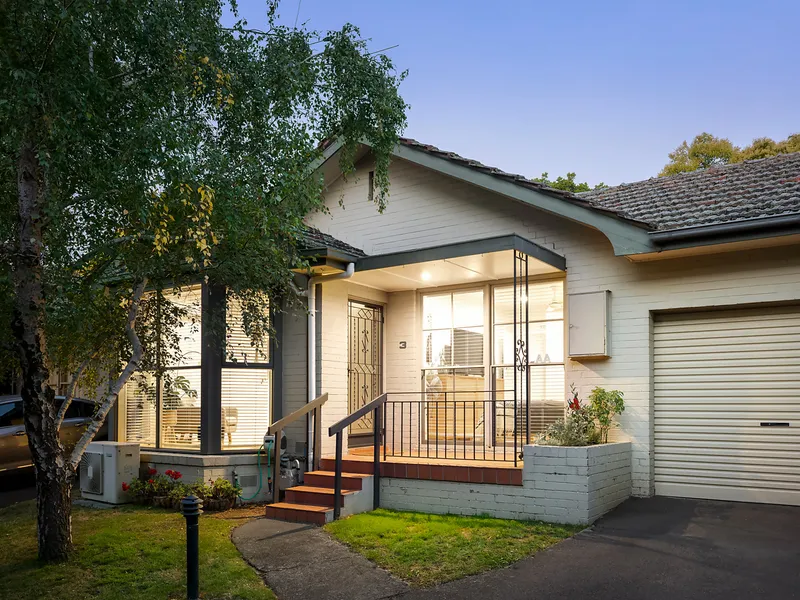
[350,235,565,292]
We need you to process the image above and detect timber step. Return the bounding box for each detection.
[264,502,333,526]
[285,485,358,507]
[304,470,370,490]
[265,469,373,525]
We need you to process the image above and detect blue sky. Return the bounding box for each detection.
[229,1,799,186]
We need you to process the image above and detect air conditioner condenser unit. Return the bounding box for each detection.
[79,441,140,505]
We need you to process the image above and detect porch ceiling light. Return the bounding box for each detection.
[421,271,432,281]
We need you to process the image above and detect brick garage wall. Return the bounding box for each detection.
[308,155,800,497]
[380,442,631,525]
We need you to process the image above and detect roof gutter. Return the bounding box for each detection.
[650,214,800,245]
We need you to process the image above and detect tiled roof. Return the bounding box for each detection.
[581,152,800,231]
[398,138,650,227]
[300,226,367,257]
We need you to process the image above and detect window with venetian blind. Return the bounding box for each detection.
[122,285,203,450]
[221,296,271,451]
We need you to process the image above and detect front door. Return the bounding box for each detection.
[347,300,383,445]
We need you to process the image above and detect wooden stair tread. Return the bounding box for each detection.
[290,485,358,495]
[305,470,371,478]
[268,502,331,513]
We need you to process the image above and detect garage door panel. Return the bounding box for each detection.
[656,466,800,486]
[655,482,800,506]
[654,305,800,506]
[656,450,800,468]
[655,363,800,376]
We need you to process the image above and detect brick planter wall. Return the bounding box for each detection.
[380,442,631,525]
[141,451,271,502]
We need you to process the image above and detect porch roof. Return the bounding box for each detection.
[349,234,565,292]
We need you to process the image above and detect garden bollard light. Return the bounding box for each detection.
[181,494,203,600]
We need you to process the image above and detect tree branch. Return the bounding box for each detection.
[55,348,100,430]
[68,278,147,470]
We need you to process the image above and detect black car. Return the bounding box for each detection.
[0,395,108,472]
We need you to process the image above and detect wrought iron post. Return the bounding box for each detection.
[181,495,203,600]
[513,250,530,458]
[333,431,343,520]
[373,405,381,509]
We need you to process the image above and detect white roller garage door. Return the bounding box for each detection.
[654,305,800,506]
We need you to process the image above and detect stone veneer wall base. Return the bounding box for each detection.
[140,451,272,503]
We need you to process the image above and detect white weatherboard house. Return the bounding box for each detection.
[117,139,800,525]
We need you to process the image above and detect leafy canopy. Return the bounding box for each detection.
[660,132,800,177]
[532,171,606,193]
[0,0,407,383]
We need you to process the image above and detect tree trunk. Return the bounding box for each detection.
[34,462,74,561]
[12,139,74,561]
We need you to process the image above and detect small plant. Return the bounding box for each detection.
[587,387,625,443]
[210,478,241,502]
[537,387,597,446]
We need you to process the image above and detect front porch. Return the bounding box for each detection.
[308,233,569,462]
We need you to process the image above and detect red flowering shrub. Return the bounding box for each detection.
[121,482,130,492]
[165,469,183,480]
[147,467,158,476]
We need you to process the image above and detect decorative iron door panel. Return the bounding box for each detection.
[348,301,384,437]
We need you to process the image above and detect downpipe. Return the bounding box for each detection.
[303,263,354,469]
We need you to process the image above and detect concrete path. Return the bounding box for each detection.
[235,497,800,600]
[233,518,408,600]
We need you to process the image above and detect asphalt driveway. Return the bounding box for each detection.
[402,496,800,600]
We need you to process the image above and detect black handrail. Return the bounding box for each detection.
[328,393,387,520]
[267,392,329,505]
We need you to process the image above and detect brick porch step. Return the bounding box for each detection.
[304,470,370,490]
[264,502,333,525]
[319,457,377,475]
[285,485,358,507]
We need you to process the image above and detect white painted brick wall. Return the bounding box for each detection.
[308,156,800,496]
[380,442,631,524]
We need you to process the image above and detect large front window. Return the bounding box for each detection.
[123,286,202,450]
[492,281,565,438]
[420,280,565,445]
[422,291,485,441]
[121,285,272,452]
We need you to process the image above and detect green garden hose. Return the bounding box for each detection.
[237,441,272,501]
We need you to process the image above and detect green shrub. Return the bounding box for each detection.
[588,387,625,443]
[537,385,624,446]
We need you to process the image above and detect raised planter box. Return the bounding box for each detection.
[523,441,632,524]
[380,442,631,525]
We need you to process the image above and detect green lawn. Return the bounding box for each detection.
[325,509,582,587]
[0,501,274,600]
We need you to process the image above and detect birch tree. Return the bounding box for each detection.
[0,0,406,561]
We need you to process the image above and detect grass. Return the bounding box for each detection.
[0,500,274,600]
[325,508,582,587]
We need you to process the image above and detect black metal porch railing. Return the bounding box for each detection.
[381,390,565,466]
[328,393,386,520]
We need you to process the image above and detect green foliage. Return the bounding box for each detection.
[538,388,597,446]
[539,386,623,446]
[587,387,625,444]
[532,172,606,193]
[0,501,275,600]
[0,0,407,393]
[325,509,580,587]
[209,477,242,501]
[659,133,738,176]
[660,132,800,176]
